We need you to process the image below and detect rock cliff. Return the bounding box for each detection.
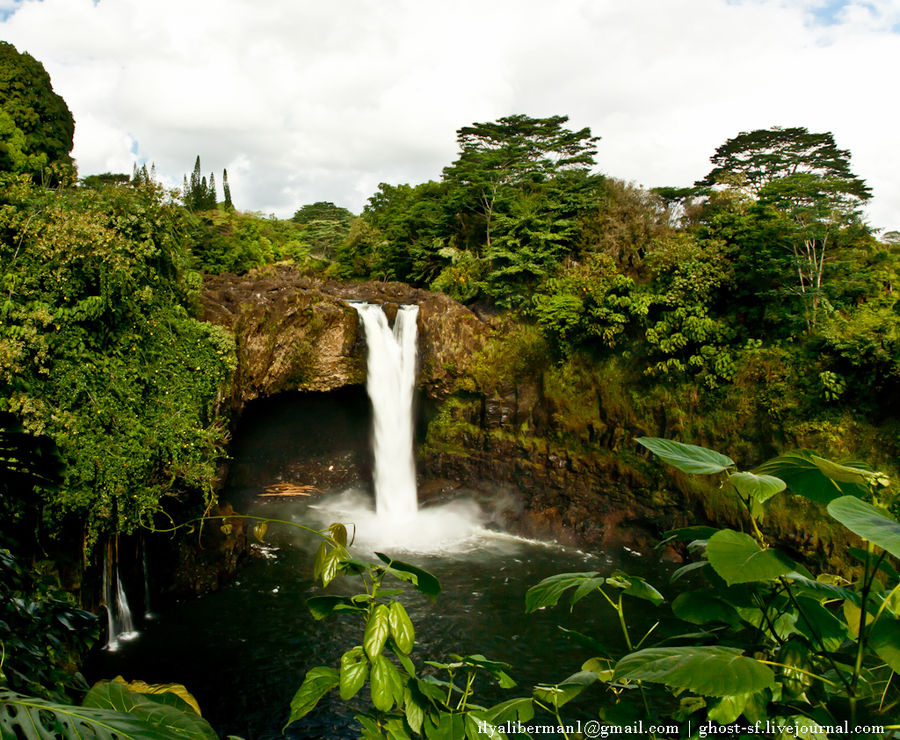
[201,265,488,406]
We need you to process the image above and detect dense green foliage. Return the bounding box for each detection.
[294,441,900,738]
[329,116,898,485]
[0,548,97,701]
[0,41,74,182]
[0,174,235,545]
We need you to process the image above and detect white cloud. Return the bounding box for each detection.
[2,0,899,229]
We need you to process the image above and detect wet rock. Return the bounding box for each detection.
[201,266,488,407]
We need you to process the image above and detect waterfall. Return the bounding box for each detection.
[142,538,155,620]
[352,303,419,520]
[102,545,139,651]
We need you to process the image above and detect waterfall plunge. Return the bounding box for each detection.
[312,302,483,553]
[352,303,419,521]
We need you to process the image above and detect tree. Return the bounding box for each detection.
[292,201,352,224]
[759,173,870,326]
[442,114,599,251]
[0,41,74,181]
[697,126,871,198]
[182,156,216,211]
[222,169,234,212]
[699,127,872,329]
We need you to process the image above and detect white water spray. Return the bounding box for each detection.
[102,548,138,651]
[352,303,419,520]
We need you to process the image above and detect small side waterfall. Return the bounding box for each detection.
[352,303,419,521]
[103,545,138,651]
[142,538,155,620]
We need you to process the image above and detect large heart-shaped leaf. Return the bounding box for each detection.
[754,451,874,504]
[706,529,797,585]
[613,646,775,697]
[0,690,207,740]
[728,472,786,503]
[636,437,734,474]
[672,591,739,626]
[605,572,665,606]
[826,496,900,560]
[868,617,900,673]
[524,572,601,613]
[81,681,218,739]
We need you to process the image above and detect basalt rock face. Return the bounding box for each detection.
[201,265,488,407]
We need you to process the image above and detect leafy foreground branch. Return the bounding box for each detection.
[293,441,900,739]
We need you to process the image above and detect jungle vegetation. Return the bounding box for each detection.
[1,39,899,738]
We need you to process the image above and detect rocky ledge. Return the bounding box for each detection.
[201,265,488,407]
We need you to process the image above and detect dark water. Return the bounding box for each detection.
[88,390,673,738]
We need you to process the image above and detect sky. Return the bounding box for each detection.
[2,0,899,231]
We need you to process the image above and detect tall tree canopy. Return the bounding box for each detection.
[697,126,871,199]
[182,155,217,211]
[442,114,599,252]
[292,201,353,224]
[0,41,74,180]
[698,126,872,329]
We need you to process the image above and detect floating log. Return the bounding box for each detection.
[259,483,319,498]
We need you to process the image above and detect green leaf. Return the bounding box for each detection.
[479,697,535,725]
[111,680,201,716]
[370,655,401,712]
[0,689,210,740]
[385,717,413,740]
[375,553,441,598]
[328,522,349,547]
[605,572,665,605]
[706,529,797,585]
[659,526,719,547]
[557,626,610,656]
[388,601,415,654]
[707,693,750,724]
[782,572,858,604]
[613,646,775,697]
[423,711,464,740]
[569,576,605,609]
[671,561,708,582]
[395,650,416,677]
[793,597,851,652]
[286,667,339,725]
[306,595,365,621]
[636,437,734,475]
[364,603,391,660]
[403,686,425,734]
[754,451,873,504]
[533,670,597,709]
[728,472,786,503]
[313,542,341,587]
[252,521,268,543]
[868,616,900,673]
[339,647,369,701]
[524,571,601,613]
[827,496,900,559]
[81,681,218,738]
[672,590,739,626]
